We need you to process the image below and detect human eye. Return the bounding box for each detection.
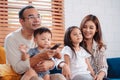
[73,33,77,36]
[28,16,34,19]
[90,26,94,29]
[41,38,45,40]
[83,25,87,28]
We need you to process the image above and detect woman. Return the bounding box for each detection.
[80,14,108,80]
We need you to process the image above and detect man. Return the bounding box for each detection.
[4,5,66,80]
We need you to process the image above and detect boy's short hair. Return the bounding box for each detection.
[34,27,52,37]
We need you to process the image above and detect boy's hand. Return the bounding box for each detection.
[21,52,30,61]
[53,48,62,59]
[40,49,56,59]
[19,44,28,53]
[19,44,29,61]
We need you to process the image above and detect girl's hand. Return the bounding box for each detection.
[62,63,71,80]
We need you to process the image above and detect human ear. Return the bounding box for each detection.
[19,18,25,25]
[34,37,37,44]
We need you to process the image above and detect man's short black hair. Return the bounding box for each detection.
[19,5,35,19]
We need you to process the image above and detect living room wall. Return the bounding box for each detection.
[64,0,120,58]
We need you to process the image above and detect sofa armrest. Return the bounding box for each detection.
[0,64,21,80]
[0,47,6,64]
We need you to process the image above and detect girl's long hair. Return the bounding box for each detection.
[64,26,82,58]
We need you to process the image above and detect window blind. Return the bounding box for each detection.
[0,0,64,47]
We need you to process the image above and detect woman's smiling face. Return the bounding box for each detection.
[82,20,97,40]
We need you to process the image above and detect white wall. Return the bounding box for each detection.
[64,0,120,58]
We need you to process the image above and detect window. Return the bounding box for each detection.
[0,0,64,46]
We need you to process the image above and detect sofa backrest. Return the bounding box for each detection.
[107,57,120,78]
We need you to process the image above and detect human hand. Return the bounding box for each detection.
[33,60,54,72]
[30,49,55,68]
[21,52,30,61]
[19,44,29,61]
[19,44,28,53]
[53,48,62,59]
[94,72,105,80]
[40,49,56,59]
[62,63,71,80]
[94,75,103,80]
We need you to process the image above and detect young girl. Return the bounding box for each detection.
[80,14,108,80]
[61,26,94,80]
[19,27,61,80]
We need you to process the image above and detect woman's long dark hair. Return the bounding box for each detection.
[80,14,106,51]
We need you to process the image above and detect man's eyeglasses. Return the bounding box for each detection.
[24,15,41,20]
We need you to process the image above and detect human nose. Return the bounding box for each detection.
[44,39,49,43]
[78,34,82,38]
[86,28,90,32]
[33,16,40,21]
[33,17,41,24]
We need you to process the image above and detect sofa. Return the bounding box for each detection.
[0,47,21,80]
[0,46,120,80]
[50,57,120,80]
[107,57,120,80]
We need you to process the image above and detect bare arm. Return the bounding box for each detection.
[86,58,95,77]
[62,54,71,80]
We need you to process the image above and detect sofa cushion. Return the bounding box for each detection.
[107,57,120,78]
[0,64,21,80]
